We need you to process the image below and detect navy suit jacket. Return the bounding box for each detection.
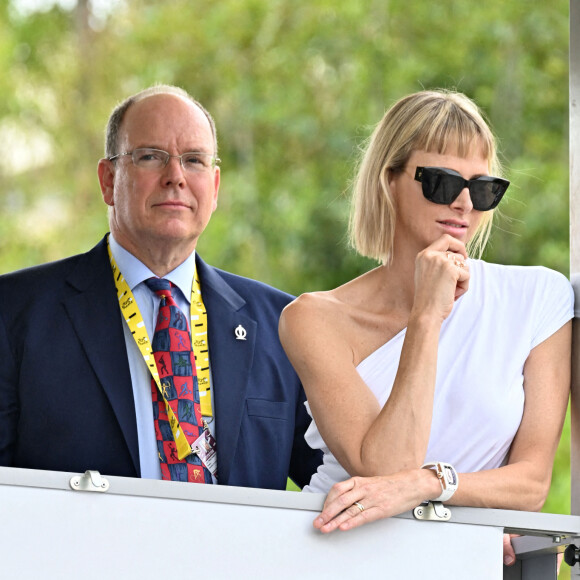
[0,237,321,489]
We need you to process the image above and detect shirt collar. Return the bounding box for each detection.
[108,233,196,304]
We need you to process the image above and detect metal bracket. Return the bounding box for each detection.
[413,501,451,521]
[69,470,110,493]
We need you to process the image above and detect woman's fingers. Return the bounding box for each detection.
[314,473,428,534]
[316,501,373,533]
[503,533,518,566]
[427,234,468,259]
[413,243,471,318]
[447,252,470,299]
[313,478,358,529]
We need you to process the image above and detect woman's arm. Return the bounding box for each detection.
[279,235,470,476]
[312,322,571,533]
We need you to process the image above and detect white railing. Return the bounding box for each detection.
[0,466,577,580]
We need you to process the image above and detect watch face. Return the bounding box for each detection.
[444,466,457,486]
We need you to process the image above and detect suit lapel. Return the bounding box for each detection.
[57,244,256,482]
[196,257,256,485]
[63,238,140,475]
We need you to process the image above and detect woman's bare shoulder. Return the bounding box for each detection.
[279,286,362,373]
[282,275,366,320]
[281,288,346,327]
[283,268,387,327]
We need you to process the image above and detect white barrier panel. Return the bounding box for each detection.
[0,467,578,579]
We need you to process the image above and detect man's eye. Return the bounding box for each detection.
[133,149,165,164]
[183,154,206,166]
[140,151,163,162]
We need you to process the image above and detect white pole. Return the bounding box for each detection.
[569,0,580,518]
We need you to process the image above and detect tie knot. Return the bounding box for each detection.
[145,277,174,298]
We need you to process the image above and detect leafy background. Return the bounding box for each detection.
[0,0,572,563]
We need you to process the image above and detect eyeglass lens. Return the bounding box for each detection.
[131,148,215,172]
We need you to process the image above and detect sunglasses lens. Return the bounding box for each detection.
[470,179,508,211]
[421,170,463,205]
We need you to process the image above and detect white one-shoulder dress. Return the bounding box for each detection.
[303,260,574,494]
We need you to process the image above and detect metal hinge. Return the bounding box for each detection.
[69,470,110,493]
[413,501,451,521]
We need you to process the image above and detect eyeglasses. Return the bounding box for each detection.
[414,166,509,211]
[108,148,220,172]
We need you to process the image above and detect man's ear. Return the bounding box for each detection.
[98,158,115,206]
[212,166,220,211]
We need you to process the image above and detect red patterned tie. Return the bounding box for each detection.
[145,277,213,483]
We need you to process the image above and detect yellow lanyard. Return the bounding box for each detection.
[190,269,212,417]
[107,242,213,460]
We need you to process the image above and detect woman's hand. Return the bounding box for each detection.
[412,235,470,323]
[316,486,522,570]
[313,469,441,533]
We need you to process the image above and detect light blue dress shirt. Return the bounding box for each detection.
[109,234,215,480]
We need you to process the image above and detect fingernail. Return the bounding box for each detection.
[504,556,514,566]
[314,517,324,527]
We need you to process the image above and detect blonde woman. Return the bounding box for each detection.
[279,90,573,565]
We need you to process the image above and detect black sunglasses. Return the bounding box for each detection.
[414,166,509,211]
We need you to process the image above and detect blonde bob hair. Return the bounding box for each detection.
[349,89,504,264]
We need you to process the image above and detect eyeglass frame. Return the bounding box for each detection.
[108,147,221,172]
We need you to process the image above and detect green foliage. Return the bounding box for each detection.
[0,0,572,516]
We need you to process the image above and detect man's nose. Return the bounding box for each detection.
[162,156,186,186]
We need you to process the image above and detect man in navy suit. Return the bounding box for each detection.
[0,85,321,490]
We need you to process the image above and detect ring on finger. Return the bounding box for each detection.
[446,251,465,269]
[353,501,365,513]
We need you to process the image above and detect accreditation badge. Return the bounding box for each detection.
[192,423,218,479]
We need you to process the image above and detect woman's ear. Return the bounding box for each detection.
[385,167,398,198]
